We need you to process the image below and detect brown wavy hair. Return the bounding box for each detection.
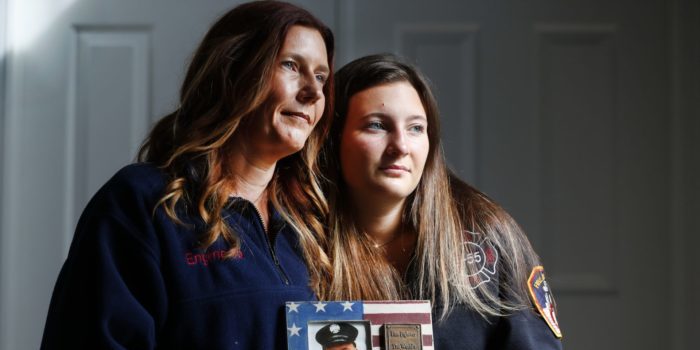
[320,54,541,319]
[138,1,334,293]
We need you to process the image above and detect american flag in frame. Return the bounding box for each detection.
[286,300,433,350]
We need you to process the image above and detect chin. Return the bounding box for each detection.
[273,129,312,153]
[378,179,418,196]
[277,140,307,157]
[286,136,309,151]
[372,185,414,200]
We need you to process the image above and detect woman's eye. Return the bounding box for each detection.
[281,61,297,70]
[315,74,327,84]
[366,121,385,130]
[409,124,426,133]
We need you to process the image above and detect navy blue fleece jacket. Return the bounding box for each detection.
[41,163,314,349]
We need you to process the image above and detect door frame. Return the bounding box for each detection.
[670,0,700,349]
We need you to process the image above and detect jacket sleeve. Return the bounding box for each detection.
[470,233,563,349]
[490,308,563,349]
[41,185,168,349]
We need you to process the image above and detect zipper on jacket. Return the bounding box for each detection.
[248,203,291,285]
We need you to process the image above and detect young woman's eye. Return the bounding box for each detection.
[409,124,426,133]
[366,121,385,130]
[315,74,327,84]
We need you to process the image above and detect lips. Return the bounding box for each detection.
[281,110,311,123]
[379,164,410,172]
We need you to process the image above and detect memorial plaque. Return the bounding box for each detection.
[383,324,422,350]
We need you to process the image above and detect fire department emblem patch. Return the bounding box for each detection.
[463,232,498,288]
[527,266,562,338]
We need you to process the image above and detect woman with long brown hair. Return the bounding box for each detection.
[42,2,334,348]
[321,54,563,349]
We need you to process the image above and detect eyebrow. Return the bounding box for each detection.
[286,53,330,73]
[406,115,428,122]
[360,113,428,122]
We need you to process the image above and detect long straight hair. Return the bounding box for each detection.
[138,1,335,294]
[321,54,540,319]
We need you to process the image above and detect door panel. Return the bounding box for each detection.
[342,1,669,349]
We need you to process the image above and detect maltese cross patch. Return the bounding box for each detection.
[463,232,498,288]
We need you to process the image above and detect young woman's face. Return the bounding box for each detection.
[340,81,429,202]
[249,25,329,159]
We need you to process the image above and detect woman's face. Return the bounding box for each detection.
[249,25,329,160]
[340,81,429,203]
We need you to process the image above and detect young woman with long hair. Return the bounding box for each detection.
[320,54,563,349]
[42,2,334,348]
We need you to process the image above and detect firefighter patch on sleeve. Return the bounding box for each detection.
[463,232,498,289]
[527,266,562,338]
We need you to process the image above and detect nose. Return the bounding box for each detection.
[297,74,323,105]
[386,131,409,157]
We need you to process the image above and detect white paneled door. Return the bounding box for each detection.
[342,1,673,349]
[1,0,680,349]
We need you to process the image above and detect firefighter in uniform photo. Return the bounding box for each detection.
[315,323,360,350]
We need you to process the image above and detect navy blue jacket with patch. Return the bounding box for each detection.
[431,303,563,349]
[413,236,563,349]
[41,163,315,349]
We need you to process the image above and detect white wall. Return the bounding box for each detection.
[0,0,7,343]
[0,0,6,216]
